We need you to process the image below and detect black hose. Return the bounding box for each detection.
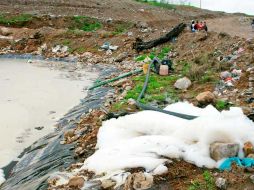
[136,60,198,120]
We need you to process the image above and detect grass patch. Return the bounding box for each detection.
[189,171,216,190]
[215,100,231,111]
[112,22,133,35]
[125,73,179,104]
[178,54,219,84]
[0,14,33,27]
[135,0,176,10]
[71,16,102,32]
[135,46,172,62]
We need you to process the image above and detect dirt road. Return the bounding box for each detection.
[207,15,254,39]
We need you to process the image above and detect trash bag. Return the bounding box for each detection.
[219,157,254,171]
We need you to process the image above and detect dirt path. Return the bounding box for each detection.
[207,15,253,39]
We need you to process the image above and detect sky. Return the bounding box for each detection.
[165,0,254,15]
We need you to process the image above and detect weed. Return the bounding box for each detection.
[61,39,71,46]
[71,16,102,32]
[112,23,132,35]
[135,46,172,62]
[188,171,216,190]
[0,14,33,27]
[215,100,230,111]
[125,74,178,104]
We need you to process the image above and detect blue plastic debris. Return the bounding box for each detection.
[219,157,254,170]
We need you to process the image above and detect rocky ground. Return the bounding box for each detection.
[0,0,254,190]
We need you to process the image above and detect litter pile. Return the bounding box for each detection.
[82,102,254,182]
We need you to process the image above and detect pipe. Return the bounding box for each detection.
[88,69,142,90]
[135,60,198,120]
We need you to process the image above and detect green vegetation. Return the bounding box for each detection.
[189,171,216,190]
[112,22,133,35]
[215,100,230,111]
[135,0,176,10]
[178,54,220,84]
[0,14,33,27]
[71,16,102,32]
[135,46,172,62]
[125,74,179,104]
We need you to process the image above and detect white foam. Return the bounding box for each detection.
[82,102,254,177]
[0,169,5,186]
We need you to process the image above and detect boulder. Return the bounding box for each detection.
[210,142,239,161]
[68,176,85,188]
[124,172,153,190]
[196,91,215,104]
[174,77,191,90]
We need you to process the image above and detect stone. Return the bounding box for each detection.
[136,21,148,29]
[115,52,128,62]
[248,154,254,159]
[250,175,254,184]
[210,142,239,161]
[0,27,12,36]
[174,77,191,90]
[196,91,215,104]
[215,178,227,190]
[68,176,85,188]
[124,172,153,190]
[64,130,75,139]
[243,141,254,157]
[101,179,116,189]
[128,98,136,105]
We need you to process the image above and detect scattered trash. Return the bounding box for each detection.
[219,157,254,171]
[100,42,118,51]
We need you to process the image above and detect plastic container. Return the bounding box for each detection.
[143,63,149,74]
[159,65,169,76]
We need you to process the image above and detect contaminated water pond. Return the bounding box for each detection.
[0,58,97,183]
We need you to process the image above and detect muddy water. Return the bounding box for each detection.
[0,59,97,184]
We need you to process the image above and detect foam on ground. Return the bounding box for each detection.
[0,169,5,186]
[82,102,254,176]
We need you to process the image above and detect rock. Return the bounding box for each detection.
[124,172,153,190]
[68,176,85,188]
[64,130,75,139]
[196,91,215,104]
[115,52,128,62]
[0,27,12,36]
[128,98,136,105]
[136,21,148,29]
[243,141,254,157]
[247,154,254,159]
[250,175,254,184]
[106,49,112,56]
[174,77,191,90]
[101,179,116,189]
[210,142,239,161]
[215,178,227,190]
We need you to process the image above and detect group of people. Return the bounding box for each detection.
[190,20,208,32]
